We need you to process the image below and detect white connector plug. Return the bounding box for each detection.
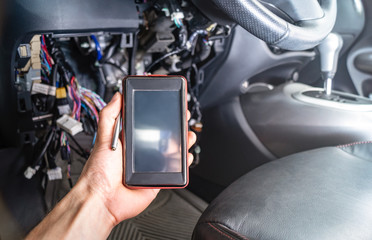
[47,167,63,181]
[24,166,36,179]
[57,114,83,136]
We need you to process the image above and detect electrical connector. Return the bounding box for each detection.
[24,166,40,179]
[31,82,56,96]
[24,166,36,179]
[171,11,184,21]
[24,68,42,91]
[57,105,71,115]
[17,44,31,58]
[56,87,67,99]
[57,114,83,136]
[56,87,71,115]
[30,35,41,70]
[47,167,63,181]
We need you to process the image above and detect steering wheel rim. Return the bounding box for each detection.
[212,0,337,50]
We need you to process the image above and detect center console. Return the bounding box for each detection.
[241,82,372,157]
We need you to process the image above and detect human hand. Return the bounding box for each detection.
[77,92,196,225]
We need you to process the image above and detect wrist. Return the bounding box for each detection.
[26,177,117,240]
[66,178,117,237]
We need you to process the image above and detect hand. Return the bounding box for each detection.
[78,92,197,225]
[25,92,196,239]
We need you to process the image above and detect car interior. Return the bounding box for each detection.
[1,0,372,239]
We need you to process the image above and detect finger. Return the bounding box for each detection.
[187,153,194,167]
[187,110,191,121]
[188,131,197,149]
[97,92,122,144]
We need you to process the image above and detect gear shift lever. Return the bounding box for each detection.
[317,33,343,95]
[294,33,372,110]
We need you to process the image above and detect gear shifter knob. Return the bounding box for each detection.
[317,33,343,95]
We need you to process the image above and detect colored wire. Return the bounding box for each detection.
[92,132,97,146]
[102,61,128,76]
[40,35,55,83]
[67,164,73,188]
[81,97,99,122]
[66,132,89,158]
[175,18,183,27]
[174,19,180,28]
[145,47,186,73]
[80,87,106,111]
[60,131,73,188]
[81,101,98,147]
[41,35,54,66]
[67,85,79,120]
[90,35,102,61]
[69,76,82,120]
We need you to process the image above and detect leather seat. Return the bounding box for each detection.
[192,142,372,240]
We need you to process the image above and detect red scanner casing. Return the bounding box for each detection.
[122,75,188,189]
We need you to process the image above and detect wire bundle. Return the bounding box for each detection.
[67,76,106,124]
[25,35,107,185]
[68,76,82,120]
[60,131,73,187]
[80,87,106,116]
[174,18,183,28]
[40,35,54,83]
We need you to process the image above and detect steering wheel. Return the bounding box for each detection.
[212,0,337,50]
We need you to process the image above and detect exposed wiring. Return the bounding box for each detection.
[174,18,183,28]
[67,164,73,188]
[66,132,90,159]
[92,132,97,146]
[145,29,209,73]
[26,35,107,183]
[31,128,56,169]
[41,35,54,67]
[60,131,73,188]
[90,35,103,61]
[69,144,89,160]
[186,64,202,123]
[81,87,106,110]
[40,35,54,84]
[145,47,186,73]
[69,76,82,120]
[102,61,128,76]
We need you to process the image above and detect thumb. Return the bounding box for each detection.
[96,92,122,146]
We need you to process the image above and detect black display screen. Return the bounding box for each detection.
[133,90,182,173]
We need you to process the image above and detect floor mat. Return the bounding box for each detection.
[108,189,207,240]
[42,133,207,240]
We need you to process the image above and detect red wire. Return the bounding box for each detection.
[41,35,53,66]
[69,76,82,120]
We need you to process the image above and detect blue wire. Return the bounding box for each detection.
[41,52,51,71]
[40,35,45,46]
[90,35,102,61]
[176,18,183,27]
[174,19,180,28]
[81,102,97,147]
[92,132,97,146]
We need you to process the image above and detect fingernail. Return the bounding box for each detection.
[112,92,120,101]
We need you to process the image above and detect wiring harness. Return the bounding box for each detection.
[24,35,107,189]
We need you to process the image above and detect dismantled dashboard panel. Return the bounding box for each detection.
[12,0,232,175]
[4,2,233,230]
[0,0,141,148]
[15,33,131,149]
[6,0,232,193]
[15,33,131,184]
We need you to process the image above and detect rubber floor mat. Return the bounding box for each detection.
[108,189,207,240]
[42,134,207,240]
